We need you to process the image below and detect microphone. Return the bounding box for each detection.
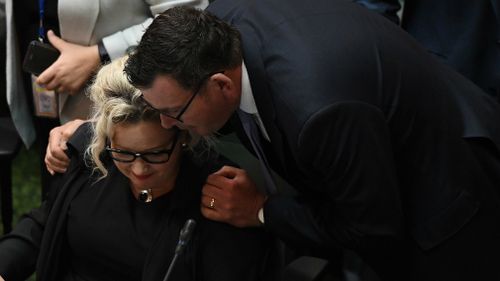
[162,219,197,281]
[175,219,196,255]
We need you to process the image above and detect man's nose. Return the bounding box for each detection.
[160,115,179,129]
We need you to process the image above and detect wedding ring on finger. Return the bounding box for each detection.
[209,198,216,209]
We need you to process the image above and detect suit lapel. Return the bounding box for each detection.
[58,0,99,45]
[238,24,288,177]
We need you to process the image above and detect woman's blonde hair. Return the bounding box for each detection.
[85,56,161,178]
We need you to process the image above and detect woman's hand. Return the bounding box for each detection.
[36,30,101,95]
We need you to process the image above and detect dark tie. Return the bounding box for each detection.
[237,109,277,194]
[237,111,285,278]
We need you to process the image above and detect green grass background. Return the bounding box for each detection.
[1,145,41,281]
[2,145,41,233]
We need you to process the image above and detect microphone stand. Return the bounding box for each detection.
[162,219,197,281]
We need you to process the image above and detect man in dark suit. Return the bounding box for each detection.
[354,0,500,102]
[129,1,500,280]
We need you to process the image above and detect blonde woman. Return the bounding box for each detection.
[7,0,209,198]
[0,58,271,281]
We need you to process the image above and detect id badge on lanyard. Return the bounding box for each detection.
[31,0,58,118]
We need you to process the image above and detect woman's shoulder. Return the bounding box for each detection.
[66,122,93,157]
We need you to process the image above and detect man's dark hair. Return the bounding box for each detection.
[125,6,242,91]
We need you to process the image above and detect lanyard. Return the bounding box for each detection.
[38,0,46,42]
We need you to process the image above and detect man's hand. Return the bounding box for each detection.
[45,119,86,175]
[201,166,267,227]
[36,30,101,95]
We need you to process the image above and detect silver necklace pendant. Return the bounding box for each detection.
[138,189,153,203]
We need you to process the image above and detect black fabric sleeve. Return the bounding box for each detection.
[97,41,111,64]
[263,102,404,271]
[197,220,273,281]
[0,216,43,281]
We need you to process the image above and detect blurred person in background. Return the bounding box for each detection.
[354,0,500,102]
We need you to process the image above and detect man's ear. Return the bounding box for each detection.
[211,71,241,102]
[212,72,232,90]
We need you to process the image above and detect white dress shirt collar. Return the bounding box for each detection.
[239,61,271,141]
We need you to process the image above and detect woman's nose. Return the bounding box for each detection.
[130,158,150,175]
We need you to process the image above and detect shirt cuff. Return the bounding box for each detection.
[258,207,265,224]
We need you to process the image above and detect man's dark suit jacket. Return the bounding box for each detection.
[207,0,500,280]
[355,0,500,101]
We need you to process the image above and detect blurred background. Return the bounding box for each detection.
[0,147,40,234]
[0,0,41,236]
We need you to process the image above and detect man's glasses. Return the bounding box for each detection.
[140,71,223,123]
[105,130,179,164]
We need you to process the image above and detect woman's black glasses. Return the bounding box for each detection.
[105,131,179,164]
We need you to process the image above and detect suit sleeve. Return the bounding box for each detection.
[352,0,402,24]
[263,102,404,264]
[102,0,209,60]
